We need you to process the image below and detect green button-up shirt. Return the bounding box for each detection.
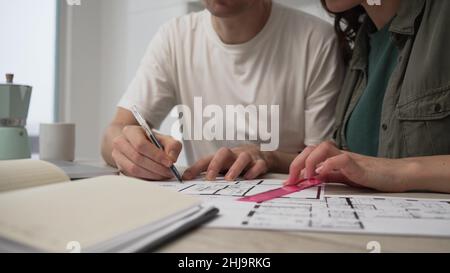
[334,0,450,158]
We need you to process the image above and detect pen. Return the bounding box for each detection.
[131,105,183,183]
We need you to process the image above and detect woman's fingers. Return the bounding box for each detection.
[316,153,367,185]
[315,154,409,192]
[225,152,253,181]
[286,146,316,185]
[304,141,341,180]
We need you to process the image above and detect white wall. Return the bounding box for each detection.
[99,0,191,162]
[59,0,192,160]
[59,0,102,160]
[0,0,57,136]
[59,0,331,161]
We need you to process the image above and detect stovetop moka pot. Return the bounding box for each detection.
[0,74,32,160]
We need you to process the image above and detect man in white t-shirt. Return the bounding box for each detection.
[101,0,343,181]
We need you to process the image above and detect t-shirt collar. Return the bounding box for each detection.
[203,2,280,54]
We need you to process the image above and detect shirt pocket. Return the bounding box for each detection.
[397,89,450,157]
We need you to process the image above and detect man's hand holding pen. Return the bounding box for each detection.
[111,125,182,181]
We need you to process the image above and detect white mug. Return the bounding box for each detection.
[39,123,76,162]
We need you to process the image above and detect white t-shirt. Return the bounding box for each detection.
[118,3,343,165]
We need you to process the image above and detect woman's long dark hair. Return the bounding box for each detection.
[321,0,366,65]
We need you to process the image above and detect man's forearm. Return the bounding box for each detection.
[399,156,450,193]
[101,123,126,167]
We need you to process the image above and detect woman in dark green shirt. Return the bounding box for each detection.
[287,0,450,193]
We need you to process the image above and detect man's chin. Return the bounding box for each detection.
[206,7,245,18]
[208,11,240,18]
[204,1,251,18]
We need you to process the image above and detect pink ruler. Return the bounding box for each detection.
[238,178,323,203]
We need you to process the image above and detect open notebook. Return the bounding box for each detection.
[0,160,218,253]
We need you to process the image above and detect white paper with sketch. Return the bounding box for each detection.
[153,179,324,200]
[154,179,450,237]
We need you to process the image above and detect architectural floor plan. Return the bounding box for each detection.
[154,179,324,200]
[154,179,450,237]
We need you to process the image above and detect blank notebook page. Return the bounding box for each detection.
[0,160,69,193]
[0,176,200,252]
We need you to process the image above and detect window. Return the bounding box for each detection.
[0,0,58,151]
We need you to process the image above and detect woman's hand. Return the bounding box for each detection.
[183,145,276,181]
[285,141,414,192]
